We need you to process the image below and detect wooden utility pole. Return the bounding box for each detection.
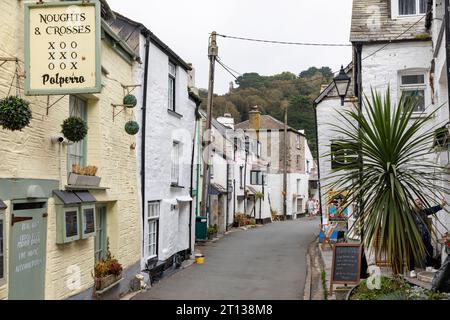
[283,100,288,219]
[200,32,218,218]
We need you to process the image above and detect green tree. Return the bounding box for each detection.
[326,89,449,275]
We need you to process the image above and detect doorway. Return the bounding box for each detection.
[8,200,48,300]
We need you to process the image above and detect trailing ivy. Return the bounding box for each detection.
[0,96,32,131]
[61,116,88,142]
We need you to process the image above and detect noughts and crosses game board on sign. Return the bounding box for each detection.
[25,1,101,95]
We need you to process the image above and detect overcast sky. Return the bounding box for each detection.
[107,0,353,94]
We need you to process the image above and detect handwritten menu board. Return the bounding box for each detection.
[330,244,361,290]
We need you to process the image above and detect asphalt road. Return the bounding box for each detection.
[133,217,320,300]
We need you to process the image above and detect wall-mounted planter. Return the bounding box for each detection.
[68,173,101,187]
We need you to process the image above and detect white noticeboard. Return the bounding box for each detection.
[24,1,101,95]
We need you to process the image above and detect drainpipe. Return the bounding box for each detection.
[141,36,150,257]
[445,0,450,119]
[189,104,200,255]
[313,104,323,226]
[226,163,229,231]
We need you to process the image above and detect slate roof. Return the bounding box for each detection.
[105,12,191,71]
[350,0,431,43]
[235,115,304,136]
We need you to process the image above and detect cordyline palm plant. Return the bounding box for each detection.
[325,89,449,275]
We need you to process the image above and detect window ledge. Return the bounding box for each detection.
[170,184,185,189]
[167,109,183,119]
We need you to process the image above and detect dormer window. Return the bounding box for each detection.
[396,0,427,17]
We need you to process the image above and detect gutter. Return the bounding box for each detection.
[141,36,150,260]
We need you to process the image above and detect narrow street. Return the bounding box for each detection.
[134,217,319,300]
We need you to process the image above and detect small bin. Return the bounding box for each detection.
[195,254,205,264]
[195,216,208,241]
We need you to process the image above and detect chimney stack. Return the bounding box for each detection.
[249,105,261,131]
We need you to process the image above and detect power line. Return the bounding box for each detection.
[217,57,242,76]
[362,11,429,61]
[216,33,351,47]
[217,59,240,81]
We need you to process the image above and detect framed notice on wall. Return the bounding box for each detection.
[24,1,102,95]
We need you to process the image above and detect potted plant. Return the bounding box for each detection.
[125,120,140,135]
[207,226,215,240]
[94,245,123,291]
[123,94,137,108]
[68,164,101,187]
[0,96,32,131]
[61,116,88,142]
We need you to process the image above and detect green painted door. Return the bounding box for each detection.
[9,201,47,300]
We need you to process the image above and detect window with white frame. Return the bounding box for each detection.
[399,72,426,113]
[68,96,87,174]
[394,0,427,17]
[146,201,160,259]
[171,141,181,186]
[0,210,4,281]
[168,62,176,111]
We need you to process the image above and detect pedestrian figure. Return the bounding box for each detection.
[306,197,315,219]
[409,198,446,278]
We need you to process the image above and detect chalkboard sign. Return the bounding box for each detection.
[330,243,362,293]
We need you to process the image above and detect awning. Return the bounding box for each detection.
[209,183,227,195]
[246,186,258,195]
[177,196,193,202]
[0,199,7,210]
[53,190,96,205]
[163,198,178,206]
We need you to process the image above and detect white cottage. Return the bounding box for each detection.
[107,14,199,275]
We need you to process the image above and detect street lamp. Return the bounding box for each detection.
[334,65,351,106]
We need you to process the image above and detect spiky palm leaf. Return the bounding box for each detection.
[325,89,449,275]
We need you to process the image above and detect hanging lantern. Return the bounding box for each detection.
[125,120,139,135]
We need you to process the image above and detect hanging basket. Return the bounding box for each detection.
[125,120,139,135]
[0,96,32,131]
[61,117,88,142]
[123,94,137,108]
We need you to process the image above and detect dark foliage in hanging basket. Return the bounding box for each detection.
[0,96,32,131]
[123,94,137,108]
[61,117,88,142]
[125,120,139,135]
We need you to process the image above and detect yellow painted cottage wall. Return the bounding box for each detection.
[0,1,141,300]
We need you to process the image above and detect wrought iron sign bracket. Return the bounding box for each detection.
[0,57,19,69]
[112,104,127,122]
[47,95,67,116]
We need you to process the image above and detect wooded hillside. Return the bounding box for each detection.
[199,67,334,157]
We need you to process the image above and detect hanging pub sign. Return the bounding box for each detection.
[24,1,101,95]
